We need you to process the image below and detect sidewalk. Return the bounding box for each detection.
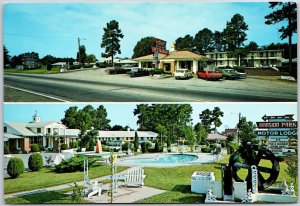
[4,168,130,199]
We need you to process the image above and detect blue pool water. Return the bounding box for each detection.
[122,154,198,164]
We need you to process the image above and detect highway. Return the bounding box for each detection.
[4,72,297,102]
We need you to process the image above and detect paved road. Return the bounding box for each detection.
[4,70,297,102]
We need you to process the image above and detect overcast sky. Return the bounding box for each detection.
[4,103,297,132]
[4,2,295,59]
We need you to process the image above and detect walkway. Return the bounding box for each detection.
[4,168,165,203]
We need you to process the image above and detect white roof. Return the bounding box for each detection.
[51,62,67,66]
[5,122,36,136]
[65,129,80,137]
[4,133,24,139]
[98,131,158,138]
[27,121,66,128]
[118,59,138,64]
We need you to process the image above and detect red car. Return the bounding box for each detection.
[196,70,222,80]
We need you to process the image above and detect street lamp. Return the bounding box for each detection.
[78,37,86,66]
[231,112,241,146]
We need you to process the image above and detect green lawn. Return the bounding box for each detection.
[5,188,81,204]
[4,164,128,194]
[4,67,61,74]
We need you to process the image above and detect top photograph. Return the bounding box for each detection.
[3,2,297,102]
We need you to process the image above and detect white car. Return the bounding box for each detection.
[174,69,192,79]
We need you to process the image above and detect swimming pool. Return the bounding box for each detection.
[124,154,197,164]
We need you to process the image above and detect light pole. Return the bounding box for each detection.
[78,37,86,66]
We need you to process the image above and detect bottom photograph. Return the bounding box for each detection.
[3,103,298,204]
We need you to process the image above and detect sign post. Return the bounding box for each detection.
[152,38,169,68]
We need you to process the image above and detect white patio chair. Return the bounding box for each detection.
[124,167,146,187]
[171,147,178,153]
[163,147,168,153]
[84,175,102,198]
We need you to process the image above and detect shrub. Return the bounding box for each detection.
[221,142,226,148]
[61,144,68,150]
[69,64,81,70]
[28,153,43,171]
[201,147,212,153]
[47,64,53,71]
[7,157,25,178]
[154,140,160,152]
[141,142,151,153]
[122,142,132,151]
[227,143,238,154]
[102,146,110,152]
[39,145,45,151]
[31,144,40,152]
[4,145,10,154]
[55,156,96,173]
[71,183,84,203]
[70,141,78,149]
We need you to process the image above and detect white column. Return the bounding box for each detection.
[192,60,198,73]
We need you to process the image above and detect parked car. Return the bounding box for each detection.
[196,70,222,80]
[105,66,130,74]
[217,69,241,80]
[128,68,149,77]
[234,69,247,79]
[174,69,192,79]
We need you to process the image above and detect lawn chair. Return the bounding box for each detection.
[124,167,146,188]
[84,175,102,198]
[171,147,178,153]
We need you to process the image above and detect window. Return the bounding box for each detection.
[210,54,214,59]
[37,128,42,133]
[219,54,223,58]
[47,128,51,134]
[4,126,7,133]
[53,128,59,135]
[220,61,223,65]
[271,52,274,57]
[260,53,264,57]
[30,137,43,145]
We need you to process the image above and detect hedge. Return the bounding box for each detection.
[28,153,43,171]
[7,157,25,178]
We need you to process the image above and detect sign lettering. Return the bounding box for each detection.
[262,114,294,121]
[155,38,166,48]
[256,121,297,128]
[256,130,298,136]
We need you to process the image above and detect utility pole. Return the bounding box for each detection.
[78,37,81,65]
[237,112,241,146]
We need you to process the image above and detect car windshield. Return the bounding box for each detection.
[224,69,235,73]
[207,71,213,73]
[176,70,185,73]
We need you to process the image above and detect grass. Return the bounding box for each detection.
[4,164,128,194]
[5,187,90,204]
[4,67,61,74]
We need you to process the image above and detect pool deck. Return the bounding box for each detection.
[117,153,222,167]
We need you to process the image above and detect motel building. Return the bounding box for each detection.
[134,43,213,74]
[205,50,284,68]
[4,112,158,153]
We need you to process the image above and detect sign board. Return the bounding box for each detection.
[268,139,288,154]
[256,121,297,128]
[225,129,238,133]
[256,130,297,136]
[152,46,169,55]
[155,38,166,49]
[262,114,294,121]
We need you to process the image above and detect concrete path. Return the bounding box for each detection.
[4,168,166,203]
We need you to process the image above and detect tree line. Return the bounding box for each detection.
[61,104,258,151]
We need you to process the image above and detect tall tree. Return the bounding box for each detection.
[101,20,124,66]
[194,28,214,54]
[194,123,208,144]
[237,116,258,145]
[265,2,297,77]
[132,36,155,58]
[223,13,248,50]
[245,41,259,51]
[213,31,224,52]
[175,35,194,51]
[61,106,78,128]
[199,107,224,133]
[76,45,87,64]
[134,131,139,152]
[4,45,10,65]
[61,105,111,149]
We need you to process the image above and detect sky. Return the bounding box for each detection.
[4,2,295,59]
[4,103,298,132]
